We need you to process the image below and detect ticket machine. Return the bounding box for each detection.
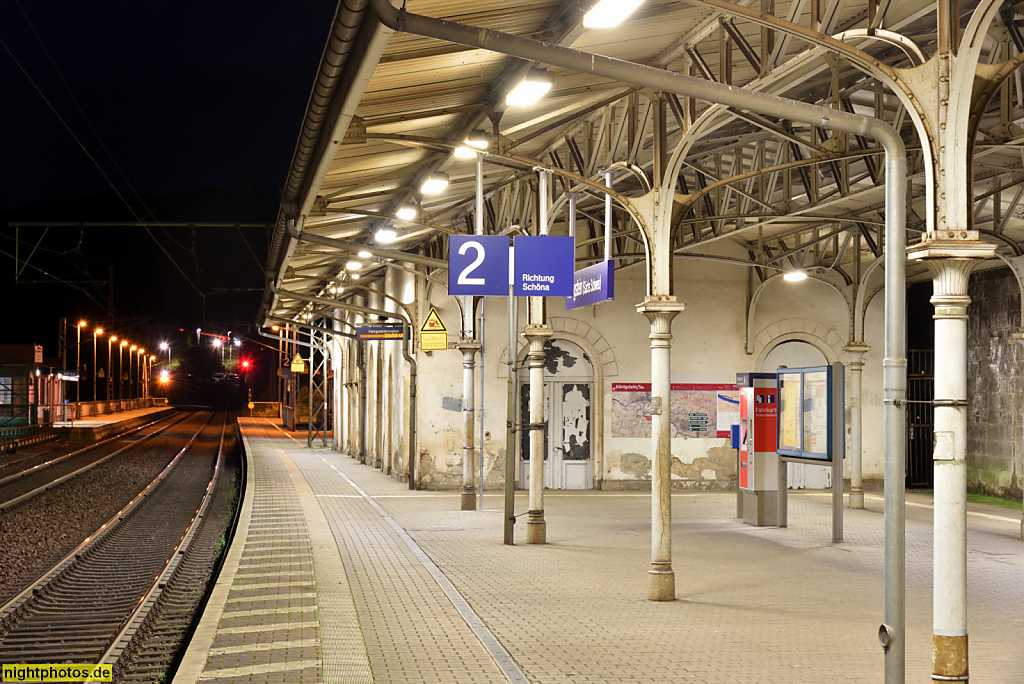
[736,372,782,526]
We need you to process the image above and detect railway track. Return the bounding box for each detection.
[0,411,186,511]
[0,412,227,668]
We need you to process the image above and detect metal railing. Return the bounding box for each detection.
[0,423,56,451]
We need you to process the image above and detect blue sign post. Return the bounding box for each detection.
[448,235,510,296]
[512,236,574,296]
[566,260,615,309]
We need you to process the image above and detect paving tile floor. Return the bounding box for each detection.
[180,419,1023,683]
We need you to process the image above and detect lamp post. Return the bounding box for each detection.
[107,336,117,402]
[92,328,103,402]
[76,321,87,403]
[129,346,137,399]
[149,355,156,398]
[213,338,223,366]
[119,341,128,401]
[138,348,146,400]
[160,342,170,369]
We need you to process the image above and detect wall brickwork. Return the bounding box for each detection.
[967,268,1023,499]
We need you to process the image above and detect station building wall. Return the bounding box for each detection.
[386,253,887,492]
[966,266,1024,500]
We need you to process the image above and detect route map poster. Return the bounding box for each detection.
[611,383,739,438]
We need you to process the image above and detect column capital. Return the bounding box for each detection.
[637,297,684,339]
[522,324,553,341]
[456,340,481,352]
[843,343,870,366]
[1012,329,1024,344]
[636,295,685,316]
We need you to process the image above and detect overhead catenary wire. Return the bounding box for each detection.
[0,26,207,303]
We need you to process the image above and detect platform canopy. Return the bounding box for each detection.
[260,0,1024,324]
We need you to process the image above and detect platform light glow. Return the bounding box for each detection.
[784,271,808,282]
[420,174,449,195]
[345,261,362,271]
[375,227,397,243]
[583,0,645,28]
[505,70,553,106]
[396,207,416,221]
[358,250,372,258]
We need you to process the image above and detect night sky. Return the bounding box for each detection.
[0,1,339,354]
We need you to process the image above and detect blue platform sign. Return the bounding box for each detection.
[566,260,615,310]
[448,235,509,296]
[513,236,574,296]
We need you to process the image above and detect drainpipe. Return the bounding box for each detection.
[369,2,907,674]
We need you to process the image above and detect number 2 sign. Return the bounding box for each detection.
[448,235,509,295]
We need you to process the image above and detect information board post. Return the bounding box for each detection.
[776,362,845,543]
[831,362,844,542]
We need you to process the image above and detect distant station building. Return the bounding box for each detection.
[0,344,65,427]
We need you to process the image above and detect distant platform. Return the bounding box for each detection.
[54,406,176,441]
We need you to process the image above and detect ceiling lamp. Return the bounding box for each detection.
[345,261,362,271]
[505,69,553,107]
[358,250,372,258]
[396,206,416,221]
[583,0,645,28]
[420,173,449,195]
[375,227,398,243]
[454,134,489,159]
[783,270,808,282]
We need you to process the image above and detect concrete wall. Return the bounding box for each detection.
[967,266,1024,499]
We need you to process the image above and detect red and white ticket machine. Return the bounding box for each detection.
[736,372,779,526]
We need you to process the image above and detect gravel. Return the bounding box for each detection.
[0,412,210,604]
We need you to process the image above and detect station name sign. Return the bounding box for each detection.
[566,260,615,310]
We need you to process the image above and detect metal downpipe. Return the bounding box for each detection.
[370,2,907,673]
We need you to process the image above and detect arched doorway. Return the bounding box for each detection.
[517,339,594,490]
[760,340,832,489]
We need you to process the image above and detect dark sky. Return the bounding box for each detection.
[0,1,339,353]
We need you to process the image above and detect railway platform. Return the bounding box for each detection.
[53,406,175,442]
[176,418,1023,683]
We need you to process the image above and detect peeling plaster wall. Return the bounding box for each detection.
[413,291,466,490]
[967,267,1024,500]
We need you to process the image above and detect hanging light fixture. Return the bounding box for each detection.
[505,69,553,106]
[420,173,450,194]
[583,0,646,28]
[783,270,808,282]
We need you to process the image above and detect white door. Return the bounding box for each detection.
[518,339,594,490]
[761,341,832,489]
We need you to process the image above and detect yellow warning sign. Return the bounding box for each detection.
[290,353,307,373]
[420,307,447,333]
[419,307,448,351]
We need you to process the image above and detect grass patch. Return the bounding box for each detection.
[967,492,1023,510]
[915,490,1022,510]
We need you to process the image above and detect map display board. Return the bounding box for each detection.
[611,383,738,438]
[776,365,842,462]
